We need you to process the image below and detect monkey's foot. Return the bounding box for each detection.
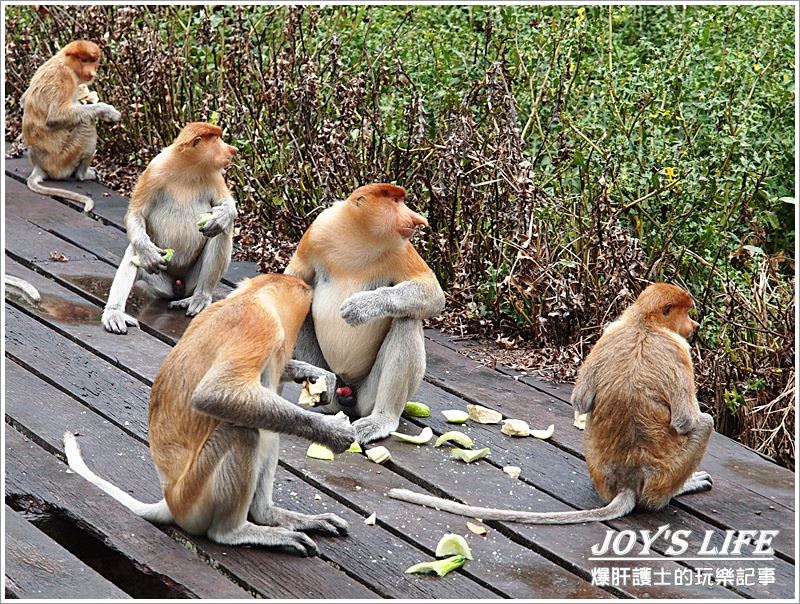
[208,522,318,556]
[352,415,398,445]
[169,293,212,316]
[76,167,97,181]
[102,309,139,334]
[676,471,713,496]
[254,507,348,536]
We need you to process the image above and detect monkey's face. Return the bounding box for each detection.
[663,303,700,339]
[191,135,238,172]
[64,41,101,83]
[359,195,428,241]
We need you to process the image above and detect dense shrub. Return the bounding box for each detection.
[4,5,794,467]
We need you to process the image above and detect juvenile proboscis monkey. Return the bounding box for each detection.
[22,40,121,212]
[66,274,355,555]
[102,122,238,334]
[390,283,714,523]
[285,184,445,444]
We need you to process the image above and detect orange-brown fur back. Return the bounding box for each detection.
[148,274,311,507]
[581,283,702,507]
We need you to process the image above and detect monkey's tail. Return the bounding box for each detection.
[63,431,173,524]
[5,275,41,304]
[28,171,94,213]
[387,488,636,524]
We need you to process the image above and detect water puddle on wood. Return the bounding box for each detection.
[63,275,149,313]
[6,290,101,324]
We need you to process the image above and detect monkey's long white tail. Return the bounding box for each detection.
[388,488,636,524]
[28,172,95,212]
[63,431,173,524]
[5,275,41,304]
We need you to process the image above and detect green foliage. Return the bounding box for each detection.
[4,4,794,466]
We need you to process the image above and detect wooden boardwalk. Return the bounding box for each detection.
[3,155,796,599]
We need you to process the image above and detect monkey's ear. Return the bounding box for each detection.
[354,195,366,207]
[662,303,672,316]
[192,136,203,148]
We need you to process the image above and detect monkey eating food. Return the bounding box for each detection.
[102,121,238,334]
[21,40,121,212]
[66,274,354,555]
[390,283,714,523]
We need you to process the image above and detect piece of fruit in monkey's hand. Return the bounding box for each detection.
[131,248,174,268]
[298,376,327,407]
[196,212,214,230]
[76,83,100,104]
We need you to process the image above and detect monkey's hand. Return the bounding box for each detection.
[133,242,167,274]
[169,292,213,317]
[317,412,356,454]
[283,361,337,406]
[352,414,399,445]
[200,203,237,238]
[94,102,121,123]
[102,308,139,335]
[339,290,387,326]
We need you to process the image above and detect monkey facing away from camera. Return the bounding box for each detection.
[390,283,714,523]
[22,40,121,212]
[285,183,445,444]
[66,274,355,555]
[102,122,238,334]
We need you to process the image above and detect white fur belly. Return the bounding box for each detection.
[148,196,210,273]
[312,279,390,381]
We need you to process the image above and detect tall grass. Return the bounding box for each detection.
[4,4,794,467]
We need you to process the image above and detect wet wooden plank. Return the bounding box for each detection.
[424,330,796,511]
[5,428,253,599]
[277,430,615,599]
[5,505,130,600]
[6,154,129,226]
[398,384,796,598]
[6,258,171,380]
[4,340,495,597]
[5,167,258,288]
[423,338,796,550]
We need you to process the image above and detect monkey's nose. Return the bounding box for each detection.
[229,145,238,155]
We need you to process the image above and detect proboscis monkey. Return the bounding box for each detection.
[102,122,238,334]
[22,40,121,212]
[390,283,714,523]
[285,184,445,444]
[66,274,354,555]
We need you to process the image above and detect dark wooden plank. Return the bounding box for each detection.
[280,427,758,600]
[4,505,130,599]
[7,304,151,437]
[423,339,796,534]
[277,431,616,599]
[4,349,494,597]
[5,168,259,288]
[425,330,796,511]
[6,154,129,226]
[399,384,796,598]
[3,297,612,597]
[6,257,171,381]
[5,427,253,599]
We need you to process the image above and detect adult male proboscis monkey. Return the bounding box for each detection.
[285,183,445,444]
[102,122,238,334]
[66,274,355,555]
[390,283,714,523]
[22,40,121,212]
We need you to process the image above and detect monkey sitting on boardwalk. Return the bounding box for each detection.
[102,122,238,334]
[21,40,121,212]
[66,274,354,555]
[285,184,445,444]
[390,283,714,523]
